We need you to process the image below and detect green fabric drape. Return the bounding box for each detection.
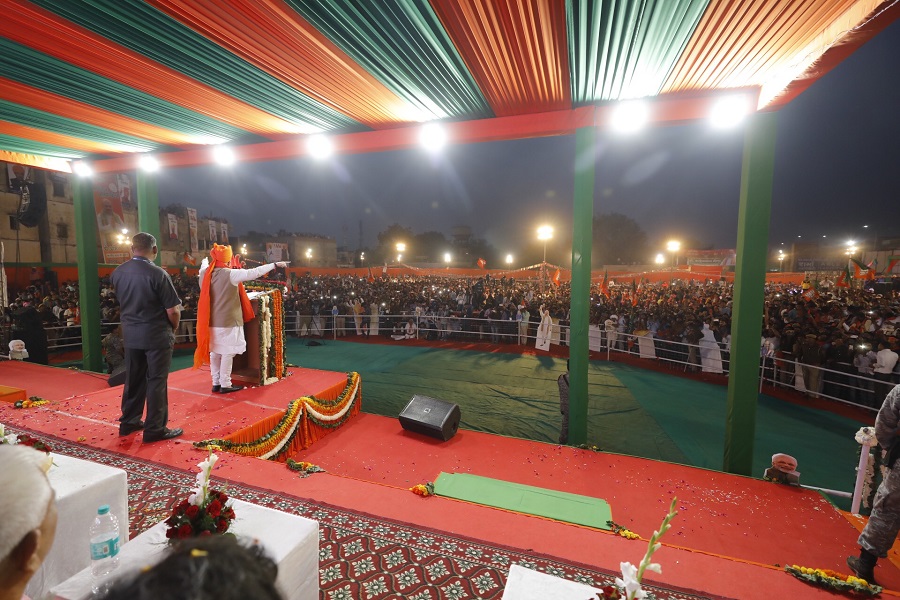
[29,0,360,134]
[285,0,492,120]
[0,38,258,145]
[567,0,708,102]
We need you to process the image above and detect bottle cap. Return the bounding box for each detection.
[97,504,110,515]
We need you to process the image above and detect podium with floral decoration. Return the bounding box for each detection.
[231,283,288,386]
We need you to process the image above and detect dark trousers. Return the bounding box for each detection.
[121,346,172,434]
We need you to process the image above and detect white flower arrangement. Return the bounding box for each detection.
[0,422,19,445]
[188,450,219,506]
[855,427,877,446]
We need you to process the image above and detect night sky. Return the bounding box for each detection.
[156,16,900,264]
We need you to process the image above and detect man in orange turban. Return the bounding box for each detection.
[194,244,288,393]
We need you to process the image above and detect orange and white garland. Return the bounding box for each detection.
[195,372,361,461]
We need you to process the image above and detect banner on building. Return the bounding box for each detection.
[187,208,198,254]
[117,174,134,210]
[208,220,217,243]
[220,222,229,245]
[6,164,32,190]
[684,249,736,267]
[167,213,178,240]
[93,173,130,264]
[265,243,290,262]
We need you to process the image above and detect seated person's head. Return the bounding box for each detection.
[771,453,798,473]
[100,535,281,600]
[0,445,57,600]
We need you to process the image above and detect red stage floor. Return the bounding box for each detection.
[1,362,896,598]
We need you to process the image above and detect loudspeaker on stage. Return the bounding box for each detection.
[399,394,460,441]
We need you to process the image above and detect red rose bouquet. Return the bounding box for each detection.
[165,447,236,542]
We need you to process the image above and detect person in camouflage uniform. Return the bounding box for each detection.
[849,384,900,584]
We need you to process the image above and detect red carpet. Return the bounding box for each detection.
[1,362,896,598]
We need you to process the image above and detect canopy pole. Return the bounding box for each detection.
[73,176,102,372]
[568,125,595,446]
[723,111,778,475]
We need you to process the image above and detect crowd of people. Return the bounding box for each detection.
[3,266,898,406]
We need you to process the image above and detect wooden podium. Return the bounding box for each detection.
[231,291,286,386]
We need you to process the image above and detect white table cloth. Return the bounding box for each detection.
[502,564,602,599]
[51,500,319,600]
[26,454,129,600]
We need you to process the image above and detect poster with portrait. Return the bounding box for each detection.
[167,213,178,240]
[6,164,32,190]
[93,173,130,264]
[208,220,218,243]
[187,208,198,254]
[220,222,229,245]
[117,174,134,210]
[265,243,290,262]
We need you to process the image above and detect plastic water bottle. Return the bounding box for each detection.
[89,504,120,595]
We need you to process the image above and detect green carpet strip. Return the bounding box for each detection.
[434,472,612,529]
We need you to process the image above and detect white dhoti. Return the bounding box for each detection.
[210,325,246,388]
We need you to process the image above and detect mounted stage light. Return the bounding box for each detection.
[72,161,93,177]
[610,100,649,134]
[138,155,160,172]
[419,123,447,152]
[306,134,334,160]
[213,145,236,166]
[709,96,752,129]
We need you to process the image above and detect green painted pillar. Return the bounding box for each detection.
[73,176,103,373]
[723,111,778,475]
[136,171,161,264]
[568,126,595,445]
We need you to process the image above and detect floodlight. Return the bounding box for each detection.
[213,145,236,166]
[709,96,751,129]
[72,161,93,177]
[610,100,649,134]
[419,123,447,152]
[138,155,160,172]
[306,134,333,160]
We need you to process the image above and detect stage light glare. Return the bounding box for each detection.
[72,161,93,177]
[654,253,665,265]
[610,100,649,133]
[709,95,751,129]
[138,155,160,172]
[419,123,447,152]
[213,145,236,166]
[306,134,333,160]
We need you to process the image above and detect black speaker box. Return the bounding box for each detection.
[399,394,460,441]
[108,368,126,387]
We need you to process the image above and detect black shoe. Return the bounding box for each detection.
[212,385,221,393]
[218,385,244,394]
[118,421,145,436]
[847,554,878,586]
[143,428,184,443]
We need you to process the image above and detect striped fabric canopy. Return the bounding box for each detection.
[1,0,897,172]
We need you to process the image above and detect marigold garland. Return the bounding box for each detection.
[195,372,360,460]
[607,520,640,540]
[785,564,881,595]
[286,459,325,478]
[411,482,435,497]
[14,396,49,409]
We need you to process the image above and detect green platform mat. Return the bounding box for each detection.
[434,472,612,529]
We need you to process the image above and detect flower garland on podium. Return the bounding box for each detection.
[244,281,287,386]
[194,372,361,461]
